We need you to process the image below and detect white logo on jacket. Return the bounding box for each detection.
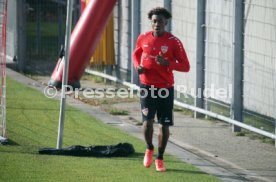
[161,46,168,54]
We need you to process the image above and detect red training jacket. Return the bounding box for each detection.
[133,31,190,88]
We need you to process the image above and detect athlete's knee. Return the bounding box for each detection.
[158,124,169,129]
[143,119,154,128]
[158,124,170,134]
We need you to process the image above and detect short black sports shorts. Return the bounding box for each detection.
[140,84,174,126]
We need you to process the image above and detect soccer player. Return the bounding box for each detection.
[132,7,190,172]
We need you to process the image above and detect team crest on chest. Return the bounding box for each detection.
[161,45,168,54]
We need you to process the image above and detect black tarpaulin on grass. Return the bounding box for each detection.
[0,137,8,145]
[38,143,135,157]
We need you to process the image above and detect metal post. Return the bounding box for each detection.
[57,0,73,149]
[115,0,121,80]
[130,0,140,85]
[16,0,26,72]
[195,0,206,118]
[164,0,172,32]
[231,0,245,132]
[104,65,113,84]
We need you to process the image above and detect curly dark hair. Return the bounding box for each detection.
[148,7,172,20]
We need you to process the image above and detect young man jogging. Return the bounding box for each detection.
[132,7,190,172]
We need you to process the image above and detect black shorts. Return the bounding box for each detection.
[140,84,174,126]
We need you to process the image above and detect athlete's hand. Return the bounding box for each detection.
[137,65,145,74]
[156,52,169,66]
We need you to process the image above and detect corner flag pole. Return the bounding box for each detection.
[57,0,73,149]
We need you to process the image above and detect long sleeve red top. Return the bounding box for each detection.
[133,31,190,88]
